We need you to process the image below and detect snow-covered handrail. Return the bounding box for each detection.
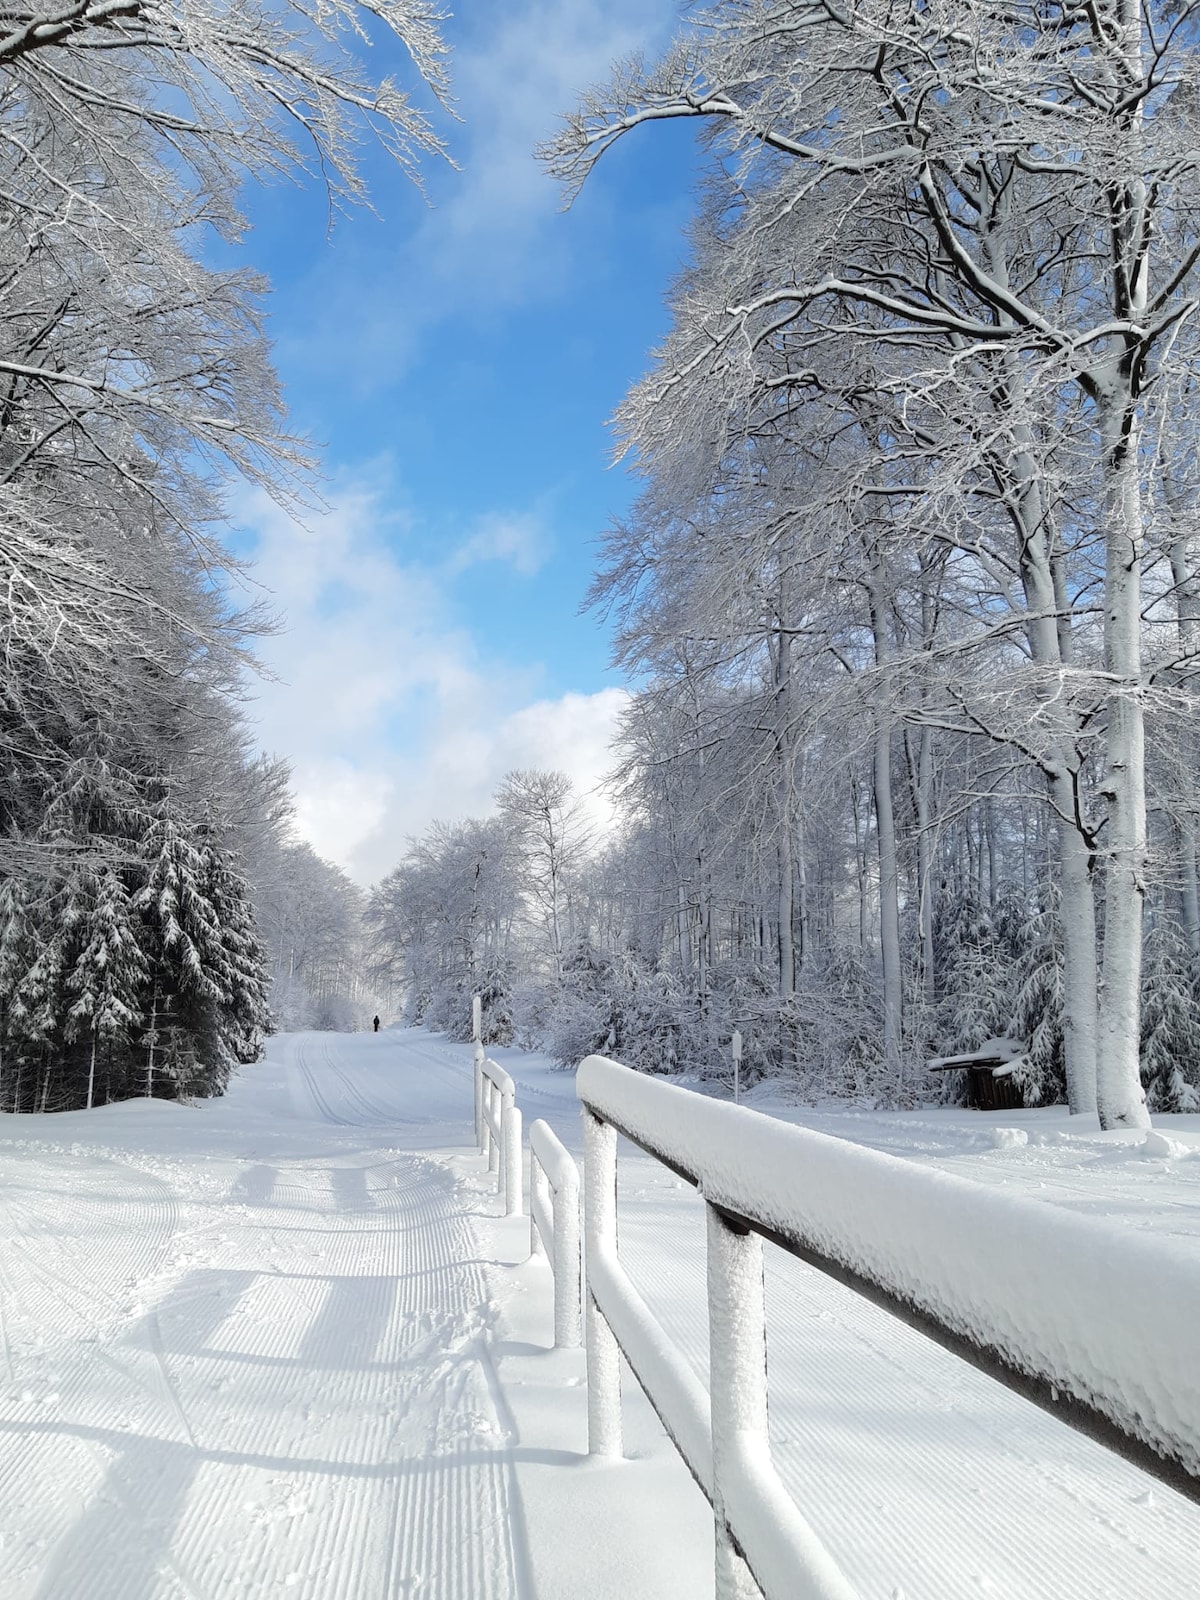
[477,1055,522,1217]
[577,1054,1200,1598]
[528,1118,582,1348]
[472,1040,485,1147]
[579,1056,856,1600]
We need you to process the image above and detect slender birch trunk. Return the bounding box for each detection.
[777,834,795,999]
[1091,0,1152,1128]
[918,728,936,1006]
[866,550,903,1078]
[1009,442,1100,1116]
[795,797,810,975]
[773,621,796,999]
[677,878,691,976]
[1096,399,1151,1127]
[548,852,564,984]
[1167,512,1200,955]
[874,729,903,1077]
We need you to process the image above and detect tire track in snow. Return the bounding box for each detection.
[310,1036,458,1130]
[315,1038,392,1125]
[293,1036,356,1127]
[289,1034,397,1130]
[323,1030,503,1131]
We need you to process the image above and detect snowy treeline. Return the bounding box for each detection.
[0,0,448,1108]
[253,839,379,1034]
[537,0,1200,1132]
[369,762,1196,1116]
[378,0,1200,1126]
[368,771,593,1049]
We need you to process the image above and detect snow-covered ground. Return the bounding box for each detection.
[0,1028,1196,1598]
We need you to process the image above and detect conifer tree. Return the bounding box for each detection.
[1139,928,1200,1113]
[65,868,148,1110]
[0,879,36,1111]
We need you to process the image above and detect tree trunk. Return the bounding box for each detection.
[147,990,157,1099]
[1167,523,1200,955]
[867,553,903,1079]
[1006,424,1101,1117]
[874,726,903,1078]
[1054,790,1100,1116]
[771,594,797,999]
[1095,398,1151,1129]
[777,832,795,999]
[853,778,869,952]
[548,854,564,984]
[795,804,810,974]
[917,726,936,1008]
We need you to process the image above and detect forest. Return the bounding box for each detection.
[7,0,1200,1133]
[0,0,446,1110]
[368,0,1200,1133]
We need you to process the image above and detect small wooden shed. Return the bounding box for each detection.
[927,1038,1026,1111]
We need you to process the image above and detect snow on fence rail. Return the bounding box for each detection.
[468,1020,583,1347]
[529,1118,583,1348]
[475,1053,522,1217]
[576,1053,1200,1600]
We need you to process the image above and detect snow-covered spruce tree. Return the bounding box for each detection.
[933,891,1019,1061]
[133,809,270,1100]
[199,846,273,1070]
[0,758,119,1110]
[64,867,149,1111]
[1007,905,1068,1108]
[1139,924,1200,1113]
[6,893,65,1112]
[0,733,274,1109]
[0,880,33,1106]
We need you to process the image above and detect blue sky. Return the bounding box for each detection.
[229,0,698,884]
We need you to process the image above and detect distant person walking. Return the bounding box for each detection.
[372,1015,380,1033]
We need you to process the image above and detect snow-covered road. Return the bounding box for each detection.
[0,1031,523,1600]
[0,1027,1196,1600]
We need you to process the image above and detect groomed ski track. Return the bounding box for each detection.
[0,1032,524,1600]
[0,1026,1197,1599]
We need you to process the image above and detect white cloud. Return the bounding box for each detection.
[271,0,685,385]
[292,761,393,863]
[439,0,682,254]
[396,685,631,846]
[229,6,676,875]
[235,482,626,883]
[337,685,630,883]
[446,509,549,576]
